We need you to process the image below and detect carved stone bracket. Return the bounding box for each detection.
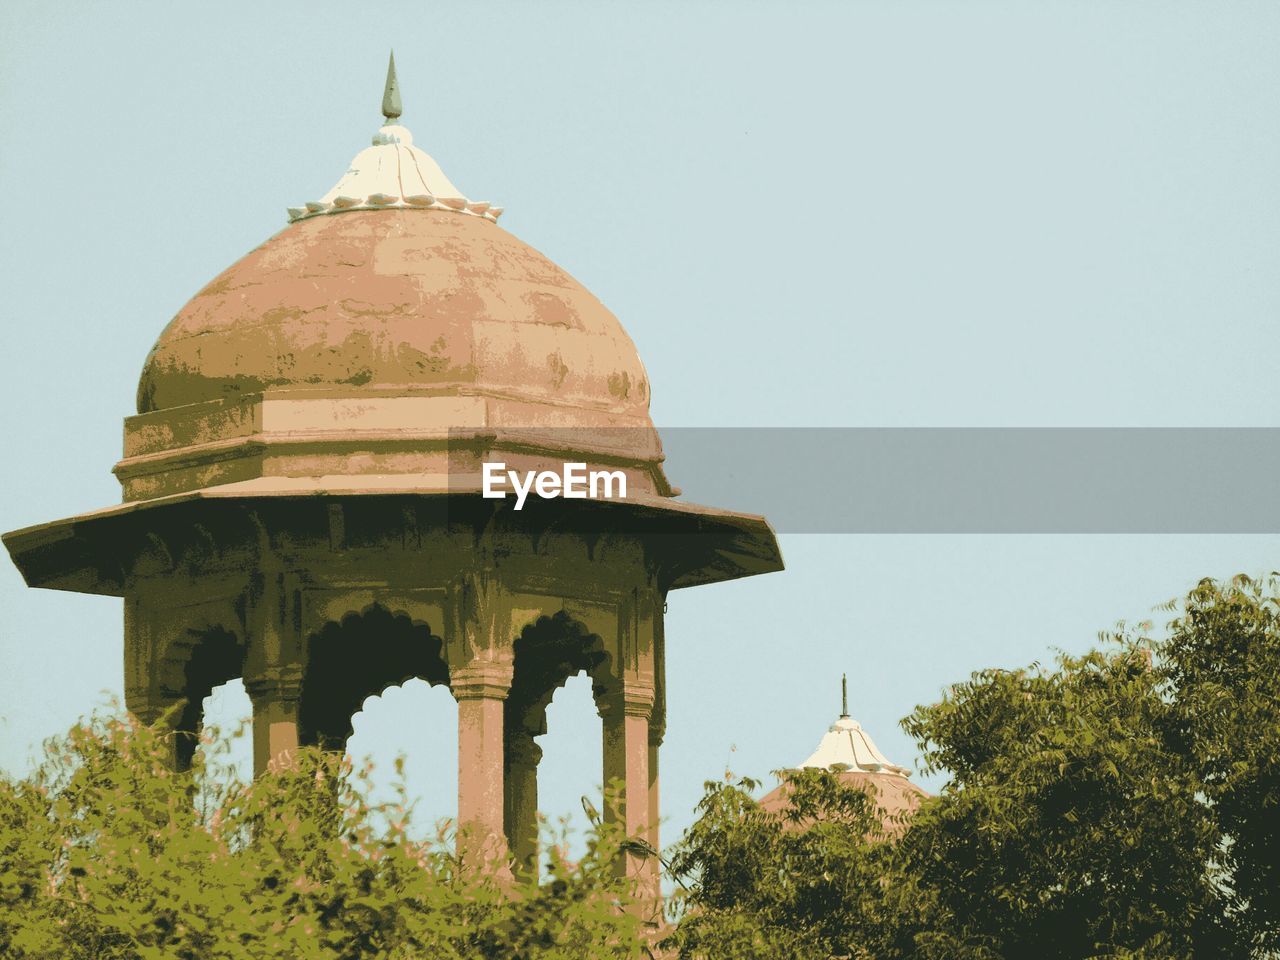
[125,687,182,727]
[505,728,544,769]
[648,716,666,747]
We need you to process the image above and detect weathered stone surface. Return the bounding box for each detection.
[137,211,649,419]
[3,93,784,900]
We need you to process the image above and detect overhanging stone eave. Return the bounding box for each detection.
[3,480,783,596]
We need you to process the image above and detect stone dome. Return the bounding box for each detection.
[758,680,930,831]
[113,98,673,505]
[4,58,784,597]
[137,209,651,421]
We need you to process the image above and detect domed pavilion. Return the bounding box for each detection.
[760,676,928,828]
[2,55,783,885]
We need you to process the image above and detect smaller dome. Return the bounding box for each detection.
[797,714,912,778]
[758,677,929,826]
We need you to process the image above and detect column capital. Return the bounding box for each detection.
[596,680,656,720]
[244,664,304,704]
[451,660,514,701]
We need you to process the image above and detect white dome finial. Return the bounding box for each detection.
[286,54,504,225]
[794,676,913,779]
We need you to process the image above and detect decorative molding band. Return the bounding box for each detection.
[115,422,666,481]
[451,661,514,701]
[596,680,656,720]
[244,664,305,704]
[288,197,504,224]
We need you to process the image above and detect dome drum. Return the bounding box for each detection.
[114,388,671,503]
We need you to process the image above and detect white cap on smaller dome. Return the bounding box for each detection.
[795,674,913,778]
[287,53,501,225]
[798,715,912,778]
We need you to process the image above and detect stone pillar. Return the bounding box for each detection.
[598,680,656,890]
[647,727,663,863]
[504,730,543,877]
[453,660,514,865]
[242,565,305,776]
[246,666,303,776]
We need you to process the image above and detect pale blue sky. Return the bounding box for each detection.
[2,1,1277,844]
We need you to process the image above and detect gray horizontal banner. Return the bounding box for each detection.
[657,428,1280,533]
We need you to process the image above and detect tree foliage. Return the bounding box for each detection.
[664,769,898,959]
[1,574,1276,958]
[666,574,1280,959]
[0,715,647,960]
[1162,573,1280,955]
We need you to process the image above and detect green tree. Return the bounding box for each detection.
[3,574,1277,958]
[1161,573,1280,955]
[894,644,1229,958]
[667,574,1280,958]
[0,712,648,960]
[664,768,901,960]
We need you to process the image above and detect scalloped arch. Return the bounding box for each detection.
[299,602,448,749]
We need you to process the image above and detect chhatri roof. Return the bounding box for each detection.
[135,52,649,425]
[2,54,786,598]
[758,676,927,823]
[287,54,502,225]
[794,675,912,778]
[797,715,913,777]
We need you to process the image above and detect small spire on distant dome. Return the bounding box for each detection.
[382,51,402,122]
[841,672,849,718]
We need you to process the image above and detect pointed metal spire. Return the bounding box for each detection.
[381,51,402,122]
[841,673,849,718]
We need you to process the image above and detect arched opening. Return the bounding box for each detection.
[538,672,604,860]
[196,677,254,784]
[505,612,611,873]
[173,625,244,770]
[299,604,448,751]
[506,612,610,740]
[346,678,458,837]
